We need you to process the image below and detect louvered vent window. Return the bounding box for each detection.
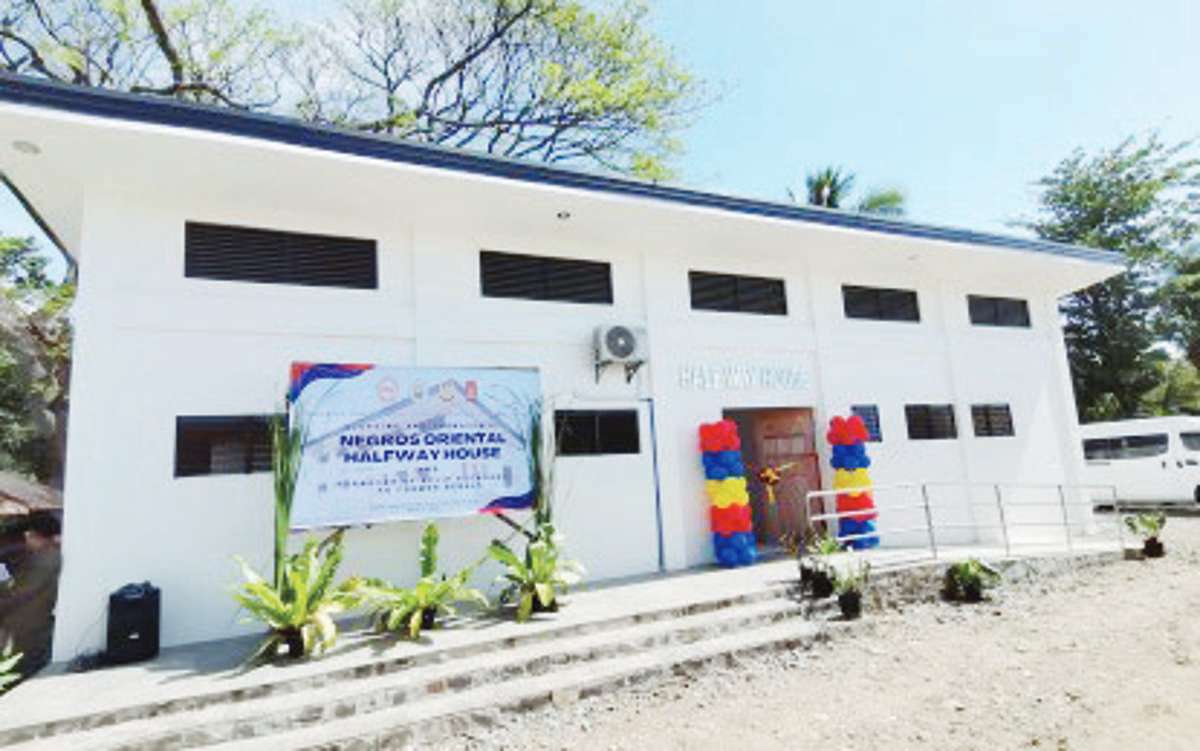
[842,285,920,322]
[968,295,1031,328]
[479,251,613,304]
[185,222,378,289]
[175,415,278,477]
[688,271,787,315]
[904,404,957,440]
[971,404,1015,437]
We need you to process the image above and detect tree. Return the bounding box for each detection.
[1140,358,1200,416]
[1,0,700,179]
[0,1,296,108]
[0,236,72,485]
[792,165,907,216]
[294,0,696,179]
[1026,135,1200,421]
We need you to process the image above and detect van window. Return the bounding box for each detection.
[1082,433,1168,461]
[1181,432,1200,451]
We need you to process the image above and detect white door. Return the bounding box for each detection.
[550,403,661,581]
[1169,431,1200,504]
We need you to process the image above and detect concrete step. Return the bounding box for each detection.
[4,597,811,750]
[0,580,801,748]
[213,617,830,751]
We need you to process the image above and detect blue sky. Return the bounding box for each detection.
[3,0,1198,272]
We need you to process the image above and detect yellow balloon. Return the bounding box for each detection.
[833,468,872,496]
[706,478,750,508]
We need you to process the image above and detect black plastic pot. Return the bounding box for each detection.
[531,595,559,614]
[799,561,816,592]
[838,591,862,620]
[1144,538,1165,558]
[962,581,984,603]
[284,629,305,659]
[420,608,437,631]
[810,570,834,600]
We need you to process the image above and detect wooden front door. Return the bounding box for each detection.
[747,409,821,548]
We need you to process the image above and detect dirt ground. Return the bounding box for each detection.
[449,515,1200,751]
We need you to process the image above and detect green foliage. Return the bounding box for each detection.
[419,522,439,579]
[359,571,488,640]
[944,558,1000,601]
[6,1,700,176]
[0,234,73,482]
[270,413,304,591]
[794,167,906,216]
[806,531,843,558]
[1140,358,1200,416]
[833,560,870,596]
[1124,512,1166,541]
[359,520,486,639]
[489,523,584,623]
[231,531,361,662]
[0,641,22,695]
[1026,135,1200,420]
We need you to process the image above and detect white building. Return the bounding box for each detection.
[0,75,1121,659]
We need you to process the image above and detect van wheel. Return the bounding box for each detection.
[1195,486,1200,505]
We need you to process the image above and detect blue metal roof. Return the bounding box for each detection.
[0,73,1120,266]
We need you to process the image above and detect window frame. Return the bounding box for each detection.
[842,284,921,323]
[184,222,378,290]
[971,403,1015,437]
[967,295,1031,328]
[479,250,614,305]
[553,409,641,456]
[904,404,957,440]
[850,404,883,442]
[174,415,279,478]
[687,270,788,316]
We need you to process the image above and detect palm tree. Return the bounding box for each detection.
[792,166,907,216]
[803,167,855,208]
[856,187,906,216]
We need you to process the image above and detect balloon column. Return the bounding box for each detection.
[700,419,757,567]
[827,415,880,549]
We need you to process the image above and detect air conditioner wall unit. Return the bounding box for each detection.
[593,324,648,383]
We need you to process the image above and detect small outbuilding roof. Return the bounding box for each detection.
[0,72,1120,267]
[0,472,62,518]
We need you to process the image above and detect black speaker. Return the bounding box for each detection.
[105,582,160,665]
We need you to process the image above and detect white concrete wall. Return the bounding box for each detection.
[40,128,1104,658]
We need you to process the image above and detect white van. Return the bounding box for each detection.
[1081,416,1200,506]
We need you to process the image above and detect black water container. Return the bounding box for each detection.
[106,582,160,665]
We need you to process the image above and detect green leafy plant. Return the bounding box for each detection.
[833,560,871,596]
[232,531,361,661]
[1125,512,1167,541]
[360,571,488,640]
[0,641,22,695]
[944,558,1000,602]
[806,531,844,558]
[419,522,439,578]
[359,522,488,639]
[489,523,584,623]
[270,412,305,590]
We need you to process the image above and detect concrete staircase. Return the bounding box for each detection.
[0,569,828,750]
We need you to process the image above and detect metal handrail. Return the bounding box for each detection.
[802,479,1122,561]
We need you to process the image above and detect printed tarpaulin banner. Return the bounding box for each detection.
[289,363,541,529]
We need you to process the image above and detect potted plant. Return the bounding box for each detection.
[231,531,363,661]
[358,523,488,639]
[489,523,585,622]
[1125,512,1167,558]
[834,560,870,619]
[800,532,841,599]
[944,558,1000,603]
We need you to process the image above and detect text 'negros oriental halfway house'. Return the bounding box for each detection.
[0,74,1121,659]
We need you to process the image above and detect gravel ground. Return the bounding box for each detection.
[446,515,1200,751]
